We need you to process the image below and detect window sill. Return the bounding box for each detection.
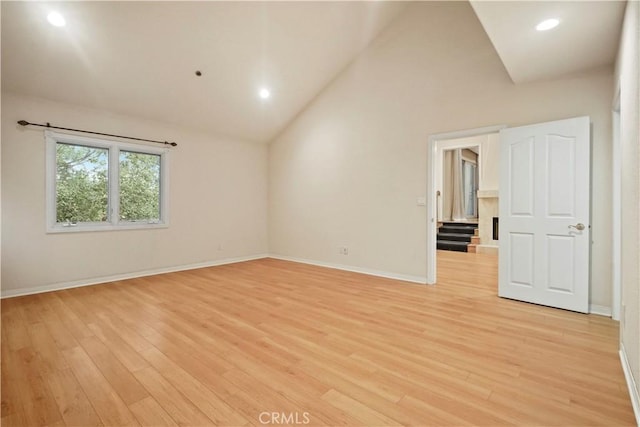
[46,222,169,234]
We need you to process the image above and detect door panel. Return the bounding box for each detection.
[499,116,590,313]
[546,135,575,217]
[546,235,574,293]
[509,137,534,216]
[509,233,534,287]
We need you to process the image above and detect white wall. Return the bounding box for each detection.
[616,0,640,418]
[268,2,614,308]
[480,133,500,193]
[1,92,268,296]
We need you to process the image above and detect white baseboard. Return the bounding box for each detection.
[0,254,269,299]
[589,304,612,317]
[2,255,613,320]
[589,304,611,317]
[268,254,427,285]
[620,344,640,425]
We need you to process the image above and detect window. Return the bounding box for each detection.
[46,131,169,232]
[462,159,477,219]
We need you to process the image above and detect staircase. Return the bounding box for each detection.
[437,222,479,253]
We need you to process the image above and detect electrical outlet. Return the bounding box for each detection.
[339,246,349,255]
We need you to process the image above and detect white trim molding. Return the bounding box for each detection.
[269,254,427,285]
[2,254,616,324]
[620,344,640,425]
[0,254,269,298]
[46,130,170,233]
[589,304,612,317]
[2,254,427,299]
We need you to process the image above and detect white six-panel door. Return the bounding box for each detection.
[499,116,590,313]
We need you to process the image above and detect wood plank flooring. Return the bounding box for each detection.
[1,251,636,426]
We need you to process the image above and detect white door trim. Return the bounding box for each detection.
[426,124,506,284]
[611,86,621,320]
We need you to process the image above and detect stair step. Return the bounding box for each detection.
[441,222,478,227]
[470,236,480,244]
[437,240,468,252]
[467,243,477,253]
[437,233,472,242]
[439,225,476,234]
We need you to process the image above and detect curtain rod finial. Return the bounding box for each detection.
[17,120,29,126]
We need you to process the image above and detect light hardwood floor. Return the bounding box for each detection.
[1,251,636,426]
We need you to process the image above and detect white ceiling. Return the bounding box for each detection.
[470,0,626,83]
[2,2,626,144]
[1,1,407,143]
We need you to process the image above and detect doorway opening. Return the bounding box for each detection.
[426,125,504,284]
[437,144,480,253]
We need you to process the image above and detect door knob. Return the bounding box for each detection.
[568,223,585,231]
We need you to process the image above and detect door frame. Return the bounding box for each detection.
[426,124,505,284]
[612,85,621,320]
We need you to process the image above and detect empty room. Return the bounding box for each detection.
[1,1,639,426]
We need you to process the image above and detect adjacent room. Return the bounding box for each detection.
[2,1,639,426]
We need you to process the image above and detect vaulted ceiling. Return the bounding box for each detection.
[1,1,407,143]
[1,1,626,144]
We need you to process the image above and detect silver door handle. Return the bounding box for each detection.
[568,223,585,231]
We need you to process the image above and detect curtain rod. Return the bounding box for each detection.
[17,120,178,147]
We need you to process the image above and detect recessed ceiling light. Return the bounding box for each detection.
[47,11,66,27]
[536,18,560,31]
[258,88,271,99]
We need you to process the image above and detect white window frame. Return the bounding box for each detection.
[46,131,170,233]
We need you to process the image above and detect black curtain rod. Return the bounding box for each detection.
[17,120,178,147]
